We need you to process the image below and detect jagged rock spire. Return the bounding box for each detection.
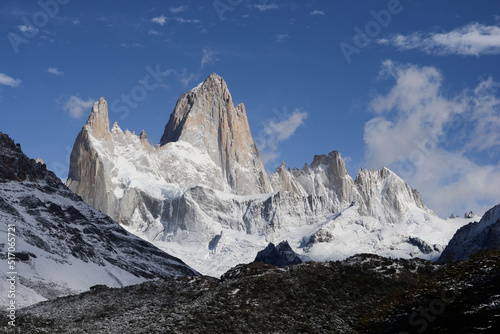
[160,73,271,195]
[85,97,111,141]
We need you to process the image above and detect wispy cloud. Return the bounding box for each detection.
[120,42,144,48]
[170,6,188,14]
[275,34,290,43]
[378,23,500,56]
[310,10,325,16]
[151,15,168,26]
[176,69,197,88]
[64,96,94,119]
[47,68,64,76]
[148,29,162,36]
[151,14,200,25]
[253,4,279,12]
[17,25,37,34]
[256,109,308,167]
[0,73,22,88]
[364,60,500,216]
[201,48,218,68]
[174,17,201,24]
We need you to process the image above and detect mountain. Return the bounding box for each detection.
[6,250,500,333]
[440,203,500,261]
[0,132,197,308]
[160,73,271,195]
[66,73,471,277]
[254,241,303,266]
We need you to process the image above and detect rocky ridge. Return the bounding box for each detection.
[440,203,500,261]
[5,250,500,333]
[0,132,197,308]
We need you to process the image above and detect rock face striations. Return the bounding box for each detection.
[0,132,198,308]
[67,97,114,217]
[66,73,467,277]
[160,73,271,195]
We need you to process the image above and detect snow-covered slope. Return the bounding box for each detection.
[0,133,197,308]
[66,73,472,277]
[440,203,500,261]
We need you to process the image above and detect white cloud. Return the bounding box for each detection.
[378,23,500,56]
[201,48,218,68]
[275,34,289,43]
[174,17,201,24]
[310,10,325,16]
[364,60,500,216]
[17,25,38,34]
[151,15,168,26]
[148,29,162,36]
[253,4,279,12]
[170,6,188,14]
[64,96,94,119]
[175,69,197,88]
[0,73,21,88]
[47,68,64,76]
[255,109,308,167]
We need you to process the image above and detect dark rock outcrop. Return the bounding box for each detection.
[254,241,302,267]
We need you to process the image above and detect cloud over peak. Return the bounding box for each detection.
[255,108,308,167]
[63,96,95,119]
[364,60,500,216]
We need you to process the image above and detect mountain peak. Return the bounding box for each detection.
[85,97,111,141]
[159,73,271,195]
[0,132,56,183]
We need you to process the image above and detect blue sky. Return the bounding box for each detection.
[1,0,500,217]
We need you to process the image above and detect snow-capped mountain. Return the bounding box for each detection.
[66,73,472,277]
[0,132,197,308]
[440,203,500,261]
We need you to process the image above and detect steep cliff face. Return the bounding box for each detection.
[67,97,115,217]
[65,74,467,277]
[160,73,271,195]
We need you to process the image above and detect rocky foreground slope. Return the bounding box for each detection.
[0,133,197,308]
[3,250,499,333]
[66,73,473,276]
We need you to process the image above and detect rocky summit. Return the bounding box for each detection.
[160,73,271,195]
[66,73,472,277]
[254,241,303,267]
